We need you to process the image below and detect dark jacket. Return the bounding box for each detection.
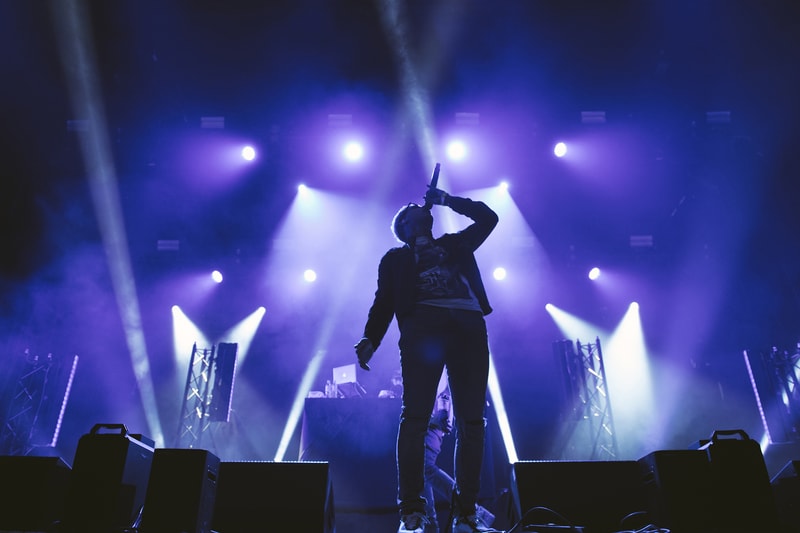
[362,195,498,350]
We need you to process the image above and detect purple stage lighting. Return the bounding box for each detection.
[303,269,317,282]
[241,145,256,161]
[554,142,567,157]
[446,140,467,161]
[343,141,364,162]
[212,270,223,283]
[588,267,601,280]
[493,267,507,281]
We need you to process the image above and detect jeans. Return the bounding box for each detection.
[397,304,489,518]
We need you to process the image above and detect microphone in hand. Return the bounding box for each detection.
[423,163,441,209]
[424,186,449,207]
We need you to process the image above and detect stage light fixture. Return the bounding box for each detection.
[343,141,364,162]
[706,111,731,124]
[629,235,654,248]
[581,111,606,124]
[156,240,180,252]
[454,112,480,126]
[200,116,225,129]
[241,145,256,161]
[327,113,352,127]
[446,140,467,161]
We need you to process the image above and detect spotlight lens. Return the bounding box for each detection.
[241,146,256,161]
[343,141,364,161]
[446,140,467,161]
[212,270,223,283]
[304,269,317,282]
[493,267,507,281]
[588,267,601,280]
[554,142,567,157]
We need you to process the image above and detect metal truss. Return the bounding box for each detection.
[0,351,78,456]
[174,342,238,450]
[553,337,619,460]
[175,343,216,449]
[744,345,800,444]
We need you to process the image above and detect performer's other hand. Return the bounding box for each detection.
[354,337,374,370]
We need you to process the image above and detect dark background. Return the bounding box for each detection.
[1,0,799,485]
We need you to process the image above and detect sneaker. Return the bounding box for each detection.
[399,511,429,533]
[452,513,492,533]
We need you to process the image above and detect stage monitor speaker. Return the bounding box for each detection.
[212,460,335,533]
[139,448,220,533]
[771,459,800,532]
[638,449,715,531]
[61,423,155,533]
[511,460,646,533]
[697,429,779,530]
[0,455,71,531]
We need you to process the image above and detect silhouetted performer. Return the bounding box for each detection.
[355,182,498,533]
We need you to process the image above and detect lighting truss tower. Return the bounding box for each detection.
[553,337,618,460]
[0,350,78,456]
[744,345,800,444]
[175,342,238,450]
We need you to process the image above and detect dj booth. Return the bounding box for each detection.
[299,397,401,511]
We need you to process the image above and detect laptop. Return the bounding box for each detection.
[331,363,365,397]
[332,363,357,385]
